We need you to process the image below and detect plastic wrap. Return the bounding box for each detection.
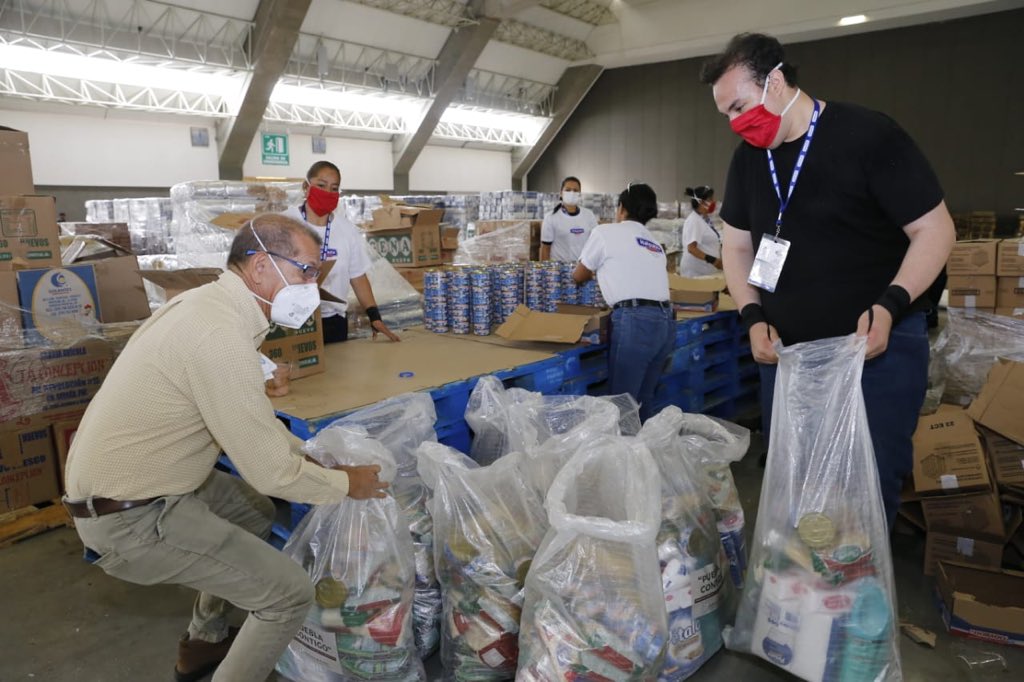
[328,393,442,658]
[343,244,424,339]
[639,407,735,679]
[277,425,424,682]
[726,335,901,682]
[455,222,531,264]
[417,443,547,681]
[647,218,685,255]
[463,376,533,465]
[517,435,667,681]
[933,308,1024,405]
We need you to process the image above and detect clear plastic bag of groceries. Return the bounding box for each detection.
[640,407,735,680]
[277,425,424,682]
[331,393,442,659]
[517,435,667,681]
[507,392,641,497]
[677,413,751,589]
[726,335,901,682]
[464,376,533,465]
[417,442,547,681]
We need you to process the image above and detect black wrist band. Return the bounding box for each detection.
[366,306,382,323]
[740,303,767,333]
[704,254,717,265]
[874,285,911,324]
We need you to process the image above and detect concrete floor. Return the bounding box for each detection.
[1,436,1021,682]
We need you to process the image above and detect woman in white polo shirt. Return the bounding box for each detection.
[540,176,598,262]
[678,185,723,277]
[282,161,400,344]
[574,183,673,421]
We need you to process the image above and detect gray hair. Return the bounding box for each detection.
[227,213,322,268]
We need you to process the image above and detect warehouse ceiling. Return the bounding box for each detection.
[0,0,1021,179]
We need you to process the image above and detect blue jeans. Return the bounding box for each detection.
[609,306,676,422]
[759,313,929,529]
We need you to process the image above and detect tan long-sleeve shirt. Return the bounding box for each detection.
[65,271,349,504]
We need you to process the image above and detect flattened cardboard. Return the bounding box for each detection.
[996,276,1024,308]
[0,195,60,267]
[441,226,460,250]
[936,562,1024,647]
[91,256,152,323]
[210,212,257,230]
[496,305,590,344]
[0,424,58,513]
[967,359,1024,446]
[140,268,222,302]
[947,275,997,308]
[998,238,1024,276]
[947,239,999,276]
[0,128,34,196]
[52,416,82,491]
[923,531,1003,576]
[981,427,1024,486]
[912,405,990,495]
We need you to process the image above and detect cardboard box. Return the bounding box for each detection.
[968,359,1024,446]
[981,427,1024,486]
[995,307,1024,320]
[998,238,1024,276]
[912,405,991,494]
[52,416,82,490]
[921,489,1020,541]
[0,195,60,267]
[495,304,609,344]
[947,239,999,276]
[366,206,443,267]
[997,276,1024,309]
[556,304,610,345]
[140,268,222,303]
[924,531,1004,576]
[0,424,59,513]
[441,226,460,250]
[0,264,19,335]
[936,562,1024,647]
[947,275,997,308]
[91,256,152,324]
[0,339,117,425]
[668,274,725,312]
[259,309,325,379]
[0,128,34,196]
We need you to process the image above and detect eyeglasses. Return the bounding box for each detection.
[246,249,321,280]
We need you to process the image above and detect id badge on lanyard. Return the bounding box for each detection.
[748,234,791,293]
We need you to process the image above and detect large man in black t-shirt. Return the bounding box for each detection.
[700,33,955,527]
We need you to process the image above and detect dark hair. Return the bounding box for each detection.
[618,183,658,225]
[552,175,582,214]
[699,33,798,88]
[227,213,322,268]
[685,185,714,210]
[306,161,341,182]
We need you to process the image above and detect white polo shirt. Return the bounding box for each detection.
[281,205,372,318]
[540,206,598,262]
[579,221,670,307]
[678,211,722,277]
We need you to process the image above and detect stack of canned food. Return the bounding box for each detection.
[560,261,579,305]
[423,269,447,334]
[469,267,492,336]
[446,268,471,335]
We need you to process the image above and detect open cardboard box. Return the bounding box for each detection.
[495,304,609,344]
[668,273,725,312]
[365,205,444,267]
[935,561,1024,647]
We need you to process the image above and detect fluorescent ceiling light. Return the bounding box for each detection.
[838,14,868,26]
[440,106,549,142]
[0,43,243,96]
[270,83,423,120]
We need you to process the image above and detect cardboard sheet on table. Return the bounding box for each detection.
[431,328,593,354]
[269,328,556,419]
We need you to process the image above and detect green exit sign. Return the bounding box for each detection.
[261,133,289,165]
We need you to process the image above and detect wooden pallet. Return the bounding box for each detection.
[0,499,73,548]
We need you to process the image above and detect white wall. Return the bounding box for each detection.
[242,133,395,190]
[0,108,219,186]
[409,146,512,192]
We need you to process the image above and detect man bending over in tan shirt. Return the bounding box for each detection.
[63,214,388,682]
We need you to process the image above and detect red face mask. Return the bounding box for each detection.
[306,184,339,216]
[705,200,717,213]
[729,65,801,149]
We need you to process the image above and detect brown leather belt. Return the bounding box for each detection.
[63,497,157,519]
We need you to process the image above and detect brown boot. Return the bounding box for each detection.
[174,627,239,682]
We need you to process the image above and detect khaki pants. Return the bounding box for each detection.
[73,471,314,682]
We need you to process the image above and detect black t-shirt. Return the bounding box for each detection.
[720,101,944,344]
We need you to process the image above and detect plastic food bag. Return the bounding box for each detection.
[726,335,901,682]
[933,309,1024,405]
[517,435,667,681]
[277,425,424,682]
[676,413,751,589]
[464,376,533,465]
[417,443,548,681]
[640,407,734,680]
[330,393,442,659]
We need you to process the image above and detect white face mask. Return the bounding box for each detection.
[249,226,321,329]
[562,191,581,206]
